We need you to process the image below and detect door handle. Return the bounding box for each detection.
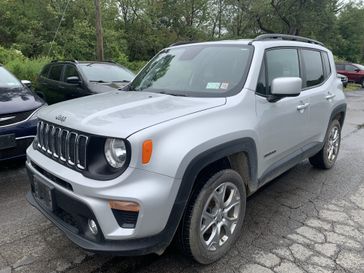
[326,93,336,100]
[297,102,310,111]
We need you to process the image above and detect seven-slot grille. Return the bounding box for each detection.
[36,120,88,170]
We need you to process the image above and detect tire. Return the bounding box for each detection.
[309,119,341,169]
[343,83,347,88]
[361,78,364,88]
[178,169,246,264]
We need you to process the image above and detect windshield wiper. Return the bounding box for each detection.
[89,80,110,83]
[158,91,186,97]
[112,80,130,83]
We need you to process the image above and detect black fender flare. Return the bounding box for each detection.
[156,138,258,250]
[329,103,347,127]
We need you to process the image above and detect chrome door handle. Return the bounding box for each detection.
[297,102,310,111]
[326,93,336,100]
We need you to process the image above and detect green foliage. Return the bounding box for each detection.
[5,56,51,82]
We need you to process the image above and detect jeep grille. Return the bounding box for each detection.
[36,120,88,170]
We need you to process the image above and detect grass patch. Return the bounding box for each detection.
[344,83,362,91]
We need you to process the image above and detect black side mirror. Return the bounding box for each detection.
[355,68,361,72]
[66,76,81,85]
[36,91,45,100]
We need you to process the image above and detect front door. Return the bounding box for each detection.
[255,48,309,181]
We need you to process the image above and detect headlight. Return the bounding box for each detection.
[104,138,127,168]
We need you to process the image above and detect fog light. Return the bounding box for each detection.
[88,219,98,235]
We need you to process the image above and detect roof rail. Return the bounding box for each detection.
[104,60,117,64]
[51,59,79,63]
[251,34,324,46]
[169,41,197,47]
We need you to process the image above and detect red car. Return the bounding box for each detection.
[336,63,364,87]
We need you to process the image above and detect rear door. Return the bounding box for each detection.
[255,48,309,179]
[299,49,332,147]
[44,64,64,104]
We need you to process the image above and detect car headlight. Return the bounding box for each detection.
[104,138,127,168]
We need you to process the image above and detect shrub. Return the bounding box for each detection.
[114,53,147,74]
[5,56,51,82]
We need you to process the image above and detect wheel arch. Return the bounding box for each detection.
[330,103,347,128]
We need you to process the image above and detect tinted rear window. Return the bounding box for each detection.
[301,50,324,87]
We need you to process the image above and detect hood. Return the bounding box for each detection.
[88,82,129,93]
[38,91,226,138]
[0,87,44,115]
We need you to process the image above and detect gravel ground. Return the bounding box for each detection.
[0,90,364,273]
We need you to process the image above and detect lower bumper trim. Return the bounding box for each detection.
[26,191,173,256]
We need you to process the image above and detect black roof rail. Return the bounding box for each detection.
[104,59,117,64]
[250,34,324,46]
[51,59,79,63]
[169,41,198,47]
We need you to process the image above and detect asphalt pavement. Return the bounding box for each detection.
[1,90,364,273]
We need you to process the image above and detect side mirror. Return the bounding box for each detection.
[66,76,81,85]
[268,77,302,103]
[355,68,361,72]
[36,91,45,100]
[21,80,32,89]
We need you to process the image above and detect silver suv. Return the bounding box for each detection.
[26,34,346,264]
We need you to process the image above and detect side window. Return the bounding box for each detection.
[266,48,300,92]
[336,64,344,70]
[345,65,357,72]
[322,52,331,78]
[63,65,79,81]
[48,65,63,81]
[301,50,324,88]
[256,60,267,95]
[40,65,50,78]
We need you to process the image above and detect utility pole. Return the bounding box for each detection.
[94,0,104,61]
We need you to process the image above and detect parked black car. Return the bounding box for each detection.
[0,65,45,161]
[35,60,135,104]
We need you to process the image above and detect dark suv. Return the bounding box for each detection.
[36,60,135,104]
[336,63,364,87]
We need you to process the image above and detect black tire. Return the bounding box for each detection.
[309,119,341,169]
[177,169,246,264]
[361,78,364,88]
[343,83,347,88]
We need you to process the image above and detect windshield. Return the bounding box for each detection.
[79,63,135,83]
[0,67,22,89]
[129,44,254,97]
[355,64,364,70]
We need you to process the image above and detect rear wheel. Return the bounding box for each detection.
[178,169,246,264]
[309,119,341,169]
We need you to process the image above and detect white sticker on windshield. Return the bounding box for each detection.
[206,82,221,89]
[220,82,229,89]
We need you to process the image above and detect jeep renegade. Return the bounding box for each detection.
[26,34,346,264]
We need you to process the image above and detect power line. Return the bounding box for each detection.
[47,0,72,57]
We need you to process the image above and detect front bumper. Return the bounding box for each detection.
[25,147,184,255]
[0,119,37,161]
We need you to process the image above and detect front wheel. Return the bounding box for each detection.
[178,169,246,264]
[309,119,341,169]
[361,78,364,88]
